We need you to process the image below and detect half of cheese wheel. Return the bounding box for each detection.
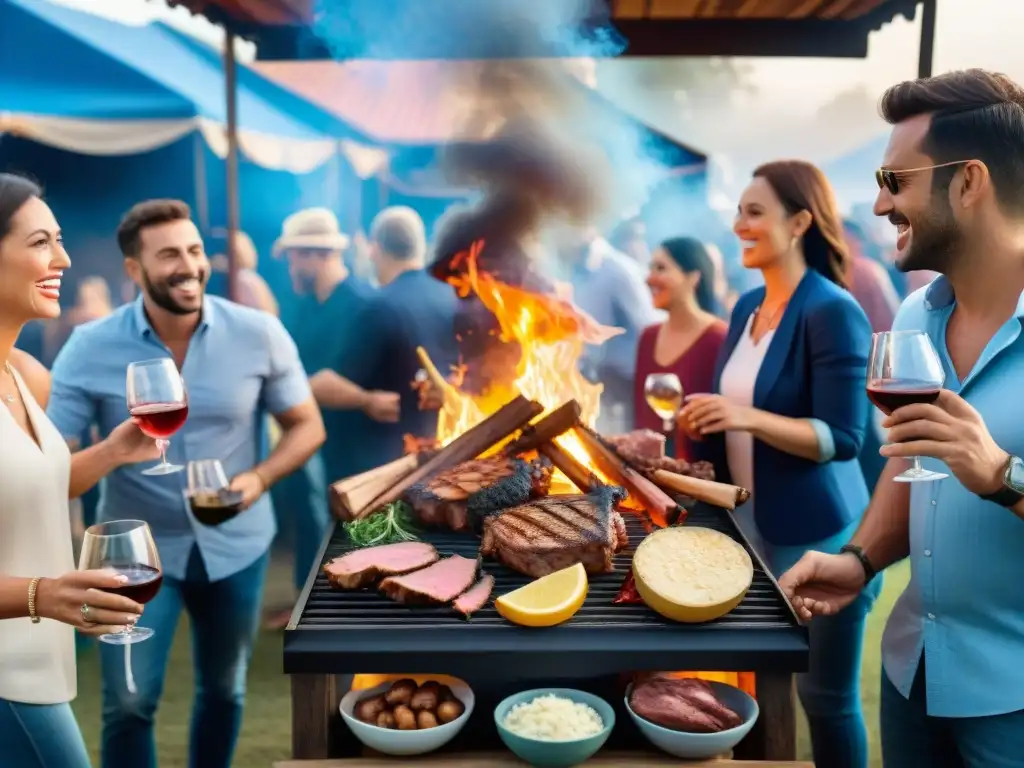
[632,526,754,623]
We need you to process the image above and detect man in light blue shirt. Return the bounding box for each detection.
[779,69,1024,766]
[48,199,324,768]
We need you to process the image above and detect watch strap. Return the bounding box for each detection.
[839,544,876,584]
[980,456,1024,508]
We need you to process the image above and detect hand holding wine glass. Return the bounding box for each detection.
[77,520,162,645]
[866,330,947,483]
[34,569,144,636]
[187,459,246,526]
[127,358,188,476]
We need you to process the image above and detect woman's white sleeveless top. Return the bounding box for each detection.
[0,368,76,704]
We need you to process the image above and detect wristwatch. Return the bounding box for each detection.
[839,544,876,584]
[980,455,1024,508]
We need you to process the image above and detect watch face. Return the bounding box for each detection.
[1008,456,1024,493]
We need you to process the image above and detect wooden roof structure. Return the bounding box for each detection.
[166,0,923,60]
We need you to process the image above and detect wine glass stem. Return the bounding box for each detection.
[911,456,924,474]
[663,418,675,433]
[156,439,169,467]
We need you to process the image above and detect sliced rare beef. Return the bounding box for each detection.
[452,574,495,618]
[379,555,479,605]
[629,676,743,733]
[404,456,553,532]
[323,541,439,589]
[480,485,629,578]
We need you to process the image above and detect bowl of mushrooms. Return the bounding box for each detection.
[340,676,474,756]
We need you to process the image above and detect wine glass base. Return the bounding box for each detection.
[894,470,949,483]
[142,463,184,476]
[98,626,154,645]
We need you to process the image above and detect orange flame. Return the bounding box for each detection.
[429,241,621,492]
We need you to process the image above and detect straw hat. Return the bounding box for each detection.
[272,208,350,257]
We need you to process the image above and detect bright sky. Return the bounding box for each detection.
[47,0,1024,205]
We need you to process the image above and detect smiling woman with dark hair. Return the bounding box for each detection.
[679,159,878,768]
[0,174,155,768]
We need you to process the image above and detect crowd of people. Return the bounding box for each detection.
[1,66,1022,768]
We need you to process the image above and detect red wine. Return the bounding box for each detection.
[866,379,941,415]
[131,402,188,439]
[105,564,163,604]
[189,490,245,527]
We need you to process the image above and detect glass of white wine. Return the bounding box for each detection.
[645,373,684,433]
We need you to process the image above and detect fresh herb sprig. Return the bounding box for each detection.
[343,501,420,547]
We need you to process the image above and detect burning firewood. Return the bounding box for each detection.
[330,454,428,521]
[502,399,582,456]
[355,395,544,520]
[572,424,679,529]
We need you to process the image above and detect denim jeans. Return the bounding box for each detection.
[99,547,269,768]
[881,659,1024,768]
[269,452,330,592]
[0,698,92,768]
[759,519,882,768]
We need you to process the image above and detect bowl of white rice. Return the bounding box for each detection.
[494,688,615,767]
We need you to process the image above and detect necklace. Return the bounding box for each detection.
[2,362,16,404]
[753,301,788,339]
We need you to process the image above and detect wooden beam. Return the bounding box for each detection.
[223,31,241,303]
[917,0,937,79]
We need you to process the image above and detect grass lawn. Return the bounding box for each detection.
[72,558,910,767]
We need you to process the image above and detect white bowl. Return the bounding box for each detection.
[340,679,475,756]
[625,681,759,760]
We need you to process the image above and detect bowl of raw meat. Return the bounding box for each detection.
[494,688,615,767]
[340,677,474,756]
[625,675,758,759]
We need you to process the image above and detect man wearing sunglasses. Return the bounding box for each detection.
[780,68,1024,766]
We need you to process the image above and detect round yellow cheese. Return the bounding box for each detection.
[632,526,754,624]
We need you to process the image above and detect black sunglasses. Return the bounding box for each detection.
[875,160,971,195]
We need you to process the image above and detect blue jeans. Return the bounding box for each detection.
[760,520,882,768]
[99,547,269,768]
[269,452,330,592]
[0,699,91,768]
[882,659,1024,768]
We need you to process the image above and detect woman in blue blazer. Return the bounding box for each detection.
[679,160,881,768]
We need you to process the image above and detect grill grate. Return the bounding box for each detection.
[295,504,796,631]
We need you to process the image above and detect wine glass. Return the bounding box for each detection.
[187,460,244,526]
[645,373,684,433]
[866,330,948,483]
[127,359,188,476]
[78,520,162,644]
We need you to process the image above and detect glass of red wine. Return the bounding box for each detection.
[867,330,948,483]
[187,459,245,526]
[127,358,188,476]
[78,520,162,644]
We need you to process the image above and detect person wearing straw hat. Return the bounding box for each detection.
[265,208,395,629]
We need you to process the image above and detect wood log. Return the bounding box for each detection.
[503,399,582,456]
[573,425,677,528]
[356,395,544,518]
[329,455,421,521]
[651,469,750,512]
[538,440,599,493]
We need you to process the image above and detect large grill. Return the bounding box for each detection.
[284,502,808,677]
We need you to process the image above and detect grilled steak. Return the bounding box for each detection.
[324,542,439,589]
[480,486,629,578]
[622,453,716,482]
[405,456,552,532]
[606,430,665,459]
[379,555,479,605]
[630,676,743,734]
[452,574,495,618]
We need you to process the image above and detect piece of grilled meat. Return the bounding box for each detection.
[404,455,552,532]
[480,485,629,578]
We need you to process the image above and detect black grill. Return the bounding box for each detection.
[284,503,809,677]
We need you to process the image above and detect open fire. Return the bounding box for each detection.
[418,241,623,493]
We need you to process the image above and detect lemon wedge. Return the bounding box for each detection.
[495,563,588,627]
